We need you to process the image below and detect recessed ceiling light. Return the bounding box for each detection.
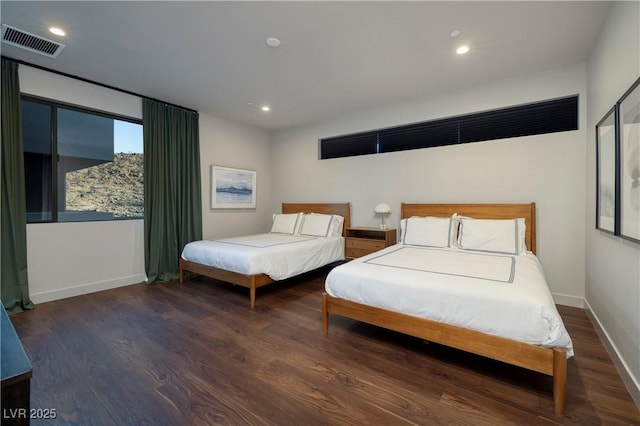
[261,106,270,112]
[49,27,66,36]
[456,45,470,55]
[266,37,280,48]
[449,30,461,38]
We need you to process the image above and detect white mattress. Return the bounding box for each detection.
[181,233,344,281]
[325,244,574,357]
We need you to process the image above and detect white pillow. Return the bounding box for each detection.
[304,213,344,237]
[293,213,306,235]
[458,218,526,254]
[271,213,302,235]
[300,213,333,237]
[329,214,344,237]
[449,213,460,247]
[400,217,421,241]
[402,216,453,248]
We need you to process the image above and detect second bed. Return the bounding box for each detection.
[322,202,573,415]
[180,202,350,307]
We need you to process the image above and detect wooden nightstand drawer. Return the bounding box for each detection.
[346,238,386,251]
[346,247,378,258]
[344,227,396,259]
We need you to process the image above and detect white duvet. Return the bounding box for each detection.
[181,233,344,281]
[325,244,573,356]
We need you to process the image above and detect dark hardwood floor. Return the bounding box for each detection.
[9,266,640,425]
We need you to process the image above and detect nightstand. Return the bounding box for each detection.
[345,227,397,259]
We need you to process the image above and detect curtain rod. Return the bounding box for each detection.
[1,55,198,114]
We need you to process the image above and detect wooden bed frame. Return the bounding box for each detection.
[322,202,569,416]
[180,202,351,308]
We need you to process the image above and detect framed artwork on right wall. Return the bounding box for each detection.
[617,77,640,243]
[596,106,617,234]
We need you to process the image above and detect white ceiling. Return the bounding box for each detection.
[0,1,611,131]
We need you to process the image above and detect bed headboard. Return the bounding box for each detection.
[281,203,351,236]
[401,203,536,254]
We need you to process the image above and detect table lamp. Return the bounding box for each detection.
[374,202,391,230]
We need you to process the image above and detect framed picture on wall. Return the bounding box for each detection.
[596,106,617,234]
[617,77,640,243]
[210,165,257,209]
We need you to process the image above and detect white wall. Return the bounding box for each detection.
[271,62,588,307]
[198,113,272,239]
[26,220,145,302]
[19,66,271,303]
[586,1,640,404]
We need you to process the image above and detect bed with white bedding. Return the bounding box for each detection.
[326,245,573,355]
[180,202,350,307]
[322,203,573,416]
[183,233,344,281]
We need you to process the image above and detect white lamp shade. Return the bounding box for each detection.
[374,203,391,214]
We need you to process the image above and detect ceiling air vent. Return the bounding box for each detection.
[1,24,65,58]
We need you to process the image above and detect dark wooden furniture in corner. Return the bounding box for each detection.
[345,227,396,259]
[1,305,32,426]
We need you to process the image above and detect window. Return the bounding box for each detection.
[319,131,379,159]
[319,96,578,159]
[22,96,143,223]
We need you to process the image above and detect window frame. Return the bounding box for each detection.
[21,94,144,223]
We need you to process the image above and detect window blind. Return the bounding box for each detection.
[319,95,578,159]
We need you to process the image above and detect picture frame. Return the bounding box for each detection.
[617,77,640,243]
[210,165,257,209]
[596,106,617,234]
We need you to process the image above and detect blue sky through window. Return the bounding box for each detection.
[114,120,143,154]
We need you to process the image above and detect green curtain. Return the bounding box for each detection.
[143,99,202,283]
[1,59,34,313]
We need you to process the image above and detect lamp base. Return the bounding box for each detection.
[379,224,387,230]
